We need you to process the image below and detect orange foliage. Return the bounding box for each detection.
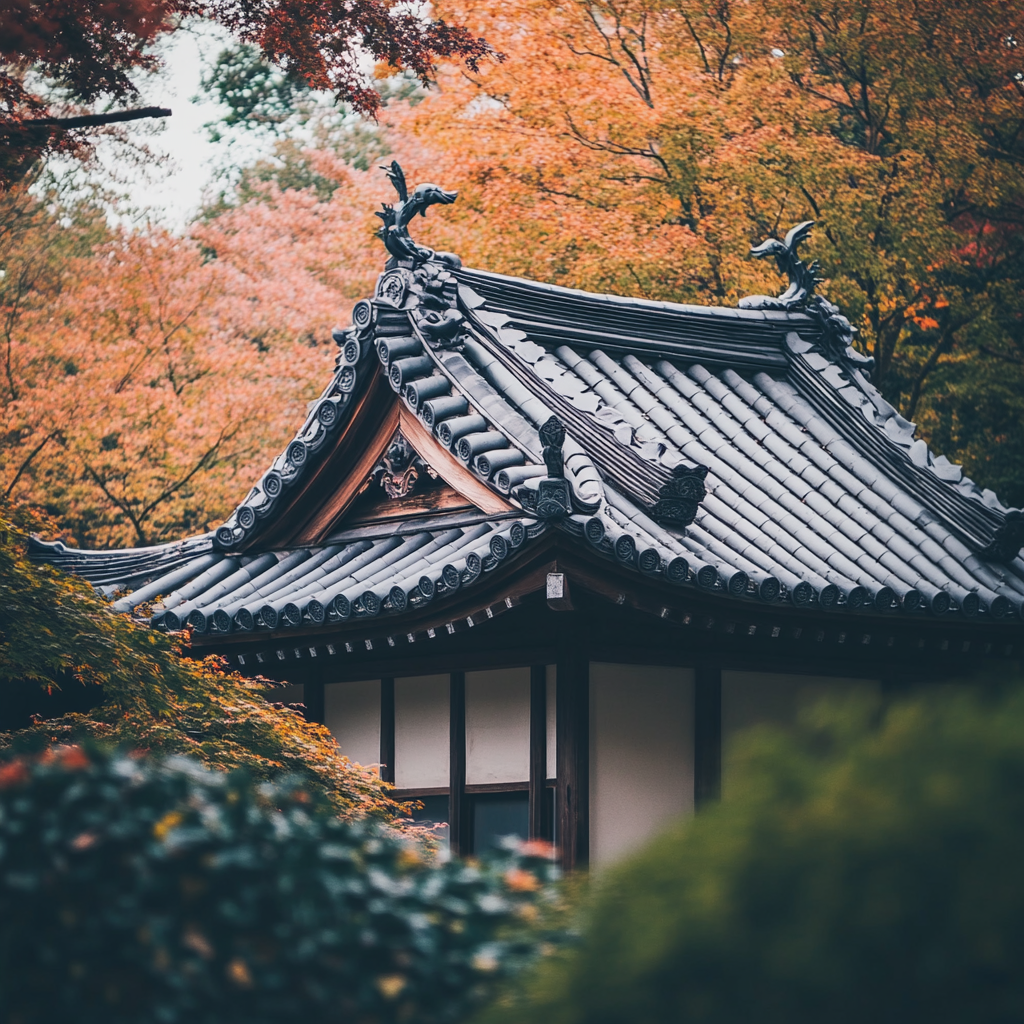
[0,175,380,547]
[360,0,1024,411]
[6,0,1024,536]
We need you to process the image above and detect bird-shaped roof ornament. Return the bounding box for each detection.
[739,220,820,312]
[740,219,875,375]
[375,160,458,266]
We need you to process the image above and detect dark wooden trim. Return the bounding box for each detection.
[294,395,400,544]
[394,786,449,799]
[694,664,722,808]
[556,654,589,871]
[303,679,325,725]
[399,406,514,515]
[587,645,903,678]
[214,583,997,695]
[206,615,1006,685]
[243,639,913,689]
[345,485,475,527]
[465,781,529,795]
[529,664,549,840]
[284,647,560,685]
[449,671,467,855]
[379,677,395,785]
[250,367,393,550]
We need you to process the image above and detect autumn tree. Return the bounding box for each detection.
[8,0,1023,533]
[0,0,495,187]
[0,174,385,548]
[352,0,1024,503]
[0,506,403,817]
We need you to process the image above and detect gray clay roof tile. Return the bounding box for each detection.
[30,246,1024,630]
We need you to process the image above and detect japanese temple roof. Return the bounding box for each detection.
[30,170,1024,637]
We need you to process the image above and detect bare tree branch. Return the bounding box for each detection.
[21,107,172,130]
[4,430,62,500]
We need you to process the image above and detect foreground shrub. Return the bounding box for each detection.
[0,746,561,1024]
[489,686,1024,1024]
[0,516,401,819]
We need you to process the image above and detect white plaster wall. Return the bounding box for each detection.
[546,664,557,781]
[395,674,450,789]
[324,679,380,770]
[721,671,880,795]
[466,667,531,785]
[589,663,695,868]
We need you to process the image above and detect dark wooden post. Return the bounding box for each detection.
[303,679,325,725]
[529,665,548,840]
[449,671,467,855]
[694,664,722,808]
[556,656,588,870]
[379,677,395,785]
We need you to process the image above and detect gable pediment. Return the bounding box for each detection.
[244,375,513,550]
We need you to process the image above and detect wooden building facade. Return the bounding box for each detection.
[33,168,1024,870]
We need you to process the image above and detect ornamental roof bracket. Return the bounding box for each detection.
[650,462,710,527]
[979,510,1024,563]
[373,432,429,499]
[739,220,875,377]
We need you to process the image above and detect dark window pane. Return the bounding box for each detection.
[471,792,529,853]
[406,794,449,843]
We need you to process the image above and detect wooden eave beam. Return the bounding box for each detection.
[245,599,1017,693]
[246,368,396,550]
[397,406,512,516]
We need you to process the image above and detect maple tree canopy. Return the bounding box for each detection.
[0,0,495,187]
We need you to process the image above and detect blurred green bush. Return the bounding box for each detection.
[0,745,562,1024]
[485,686,1024,1024]
[0,515,405,821]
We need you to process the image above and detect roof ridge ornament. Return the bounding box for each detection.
[650,462,710,526]
[740,220,820,311]
[740,224,1024,562]
[516,416,573,520]
[375,160,459,267]
[739,220,875,377]
[979,510,1024,563]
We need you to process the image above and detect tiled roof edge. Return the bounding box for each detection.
[735,220,1022,563]
[782,334,1021,559]
[210,323,376,552]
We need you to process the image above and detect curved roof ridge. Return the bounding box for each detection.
[456,265,799,323]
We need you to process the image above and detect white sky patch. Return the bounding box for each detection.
[56,22,269,231]
[127,24,273,228]
[44,20,389,230]
[130,26,228,226]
